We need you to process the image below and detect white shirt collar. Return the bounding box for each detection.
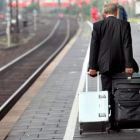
[107,15,115,18]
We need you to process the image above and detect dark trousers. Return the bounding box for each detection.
[101,72,114,124]
[101,72,113,104]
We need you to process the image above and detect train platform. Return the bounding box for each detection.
[0,21,91,140]
[1,21,140,140]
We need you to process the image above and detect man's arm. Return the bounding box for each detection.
[123,22,133,70]
[89,24,99,74]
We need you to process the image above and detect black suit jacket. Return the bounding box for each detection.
[89,16,134,74]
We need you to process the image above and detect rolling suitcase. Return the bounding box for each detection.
[79,72,110,134]
[112,73,140,130]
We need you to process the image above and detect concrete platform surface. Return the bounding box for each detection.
[4,22,91,140]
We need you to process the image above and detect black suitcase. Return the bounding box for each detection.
[111,73,140,130]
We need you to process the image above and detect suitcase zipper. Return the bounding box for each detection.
[118,101,140,107]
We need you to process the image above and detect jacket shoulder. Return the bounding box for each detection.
[119,19,130,26]
[117,19,130,32]
[93,20,104,28]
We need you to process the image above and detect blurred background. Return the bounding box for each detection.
[0,0,139,66]
[0,0,138,21]
[0,0,139,28]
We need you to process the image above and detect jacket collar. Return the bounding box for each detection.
[107,15,116,18]
[106,16,116,19]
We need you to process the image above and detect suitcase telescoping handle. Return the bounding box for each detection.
[86,71,100,92]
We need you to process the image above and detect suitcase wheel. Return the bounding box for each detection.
[79,129,83,135]
[106,127,110,134]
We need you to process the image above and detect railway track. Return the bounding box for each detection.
[0,18,78,120]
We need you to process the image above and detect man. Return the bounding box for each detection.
[103,0,127,21]
[89,2,133,103]
[90,5,98,23]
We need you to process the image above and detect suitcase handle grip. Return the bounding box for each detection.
[86,71,100,92]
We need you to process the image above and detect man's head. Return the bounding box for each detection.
[111,0,119,6]
[103,2,118,18]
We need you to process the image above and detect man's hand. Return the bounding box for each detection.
[125,68,133,73]
[89,69,97,75]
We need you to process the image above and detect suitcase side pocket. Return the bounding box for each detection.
[115,101,140,122]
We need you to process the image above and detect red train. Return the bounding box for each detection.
[7,0,90,7]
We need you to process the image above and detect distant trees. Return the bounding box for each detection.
[65,4,78,15]
[81,2,90,16]
[98,0,105,12]
[26,2,40,13]
[81,0,104,17]
[64,0,105,17]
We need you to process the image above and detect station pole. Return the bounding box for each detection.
[16,0,19,33]
[7,0,11,47]
[21,0,23,19]
[9,0,20,43]
[7,19,11,47]
[58,0,61,14]
[34,9,37,31]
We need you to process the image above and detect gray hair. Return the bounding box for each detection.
[103,2,118,14]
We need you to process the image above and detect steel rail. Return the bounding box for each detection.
[0,20,60,72]
[0,19,70,114]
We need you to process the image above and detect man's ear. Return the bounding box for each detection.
[103,12,107,17]
[115,9,118,17]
